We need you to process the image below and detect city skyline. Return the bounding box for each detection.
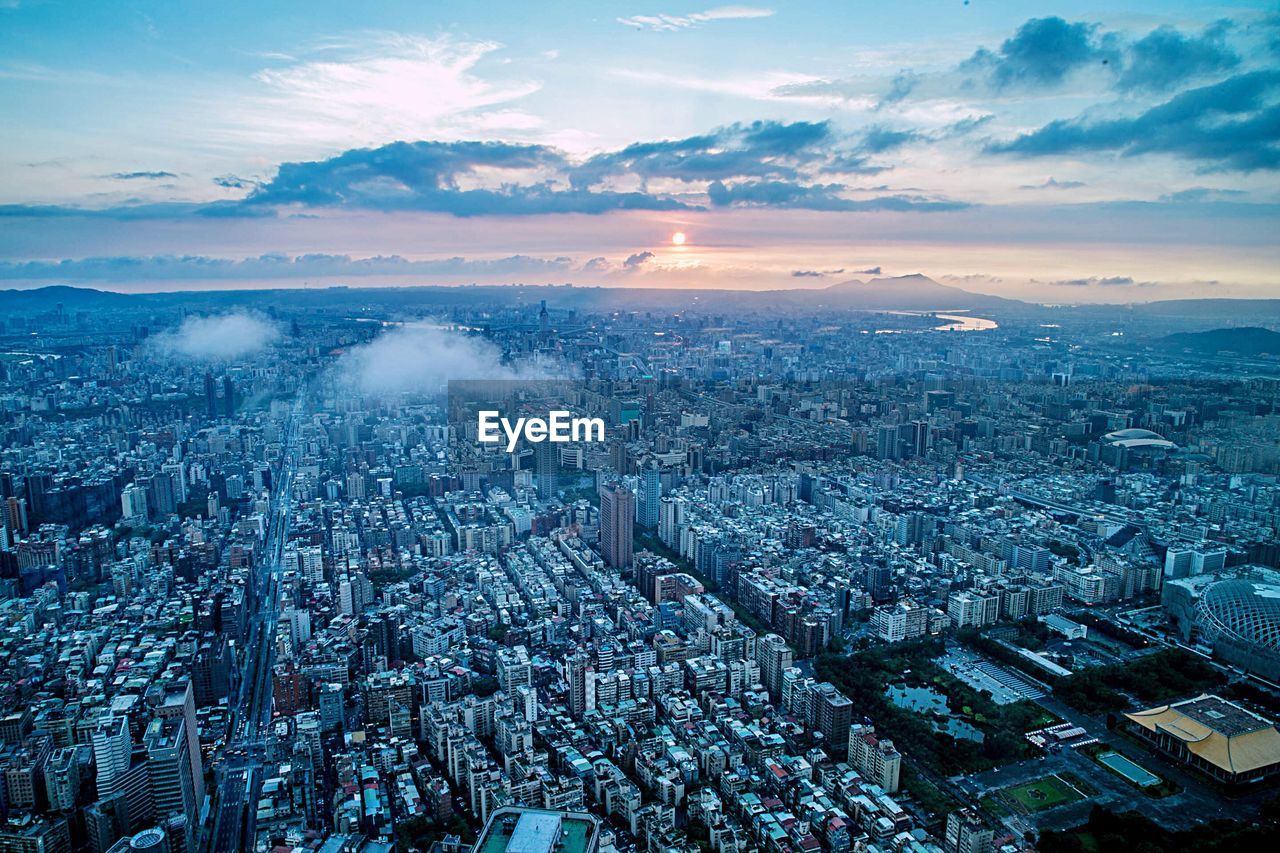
[2,1,1279,301]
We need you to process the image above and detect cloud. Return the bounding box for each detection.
[791,267,861,277]
[334,323,557,397]
[1046,275,1148,287]
[243,139,690,215]
[213,175,256,189]
[226,120,931,216]
[856,126,921,154]
[962,17,1117,90]
[237,34,541,149]
[618,6,773,32]
[149,313,280,361]
[707,180,968,211]
[1019,177,1087,190]
[988,70,1280,172]
[624,251,656,269]
[1158,187,1247,203]
[1116,23,1238,93]
[108,171,178,180]
[570,120,845,188]
[0,252,576,282]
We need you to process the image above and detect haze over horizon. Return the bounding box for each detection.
[2,1,1279,302]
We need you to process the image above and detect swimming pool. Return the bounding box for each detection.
[1097,751,1161,787]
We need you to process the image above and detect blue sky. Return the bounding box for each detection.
[1,0,1278,300]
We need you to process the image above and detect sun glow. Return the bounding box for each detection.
[671,231,687,246]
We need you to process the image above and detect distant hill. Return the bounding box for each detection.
[0,285,134,313]
[1159,327,1280,356]
[0,275,1020,316]
[818,273,1017,311]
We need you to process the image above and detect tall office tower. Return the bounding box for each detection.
[222,375,234,418]
[204,372,216,418]
[148,470,178,516]
[144,716,196,850]
[756,633,794,700]
[598,483,635,570]
[565,652,595,720]
[909,420,930,457]
[161,462,187,503]
[535,440,558,498]
[638,465,661,529]
[154,683,204,809]
[91,716,133,797]
[876,424,901,460]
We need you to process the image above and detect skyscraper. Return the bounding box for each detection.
[144,716,197,846]
[638,466,660,530]
[535,440,558,498]
[598,483,634,570]
[222,375,234,418]
[154,682,204,810]
[756,633,793,700]
[565,651,594,720]
[204,372,217,419]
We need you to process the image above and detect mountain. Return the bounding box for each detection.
[1159,327,1280,357]
[0,285,134,313]
[818,273,1018,311]
[0,276,1023,317]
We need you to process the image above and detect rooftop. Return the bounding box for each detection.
[476,809,599,853]
[1126,694,1280,775]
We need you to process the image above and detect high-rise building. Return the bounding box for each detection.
[143,717,196,846]
[318,683,344,733]
[153,683,204,810]
[535,440,558,498]
[658,496,685,551]
[638,466,660,530]
[222,376,234,418]
[204,372,216,419]
[565,652,595,720]
[598,483,635,571]
[848,724,901,792]
[944,809,993,853]
[812,682,854,748]
[756,633,793,700]
[91,717,132,796]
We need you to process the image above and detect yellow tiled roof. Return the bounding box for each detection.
[1126,700,1280,774]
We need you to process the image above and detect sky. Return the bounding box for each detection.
[1,0,1278,302]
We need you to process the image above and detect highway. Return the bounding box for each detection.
[206,399,303,853]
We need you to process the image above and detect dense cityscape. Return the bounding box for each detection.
[0,284,1277,853]
[4,3,1280,852]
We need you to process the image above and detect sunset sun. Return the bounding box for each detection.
[671,231,687,246]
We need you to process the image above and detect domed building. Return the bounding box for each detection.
[1196,578,1280,680]
[1164,570,1280,681]
[1099,428,1177,469]
[1101,428,1178,450]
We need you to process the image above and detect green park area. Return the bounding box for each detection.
[982,774,1089,816]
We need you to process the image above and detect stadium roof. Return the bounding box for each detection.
[1102,428,1177,450]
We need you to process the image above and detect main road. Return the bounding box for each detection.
[207,399,303,853]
